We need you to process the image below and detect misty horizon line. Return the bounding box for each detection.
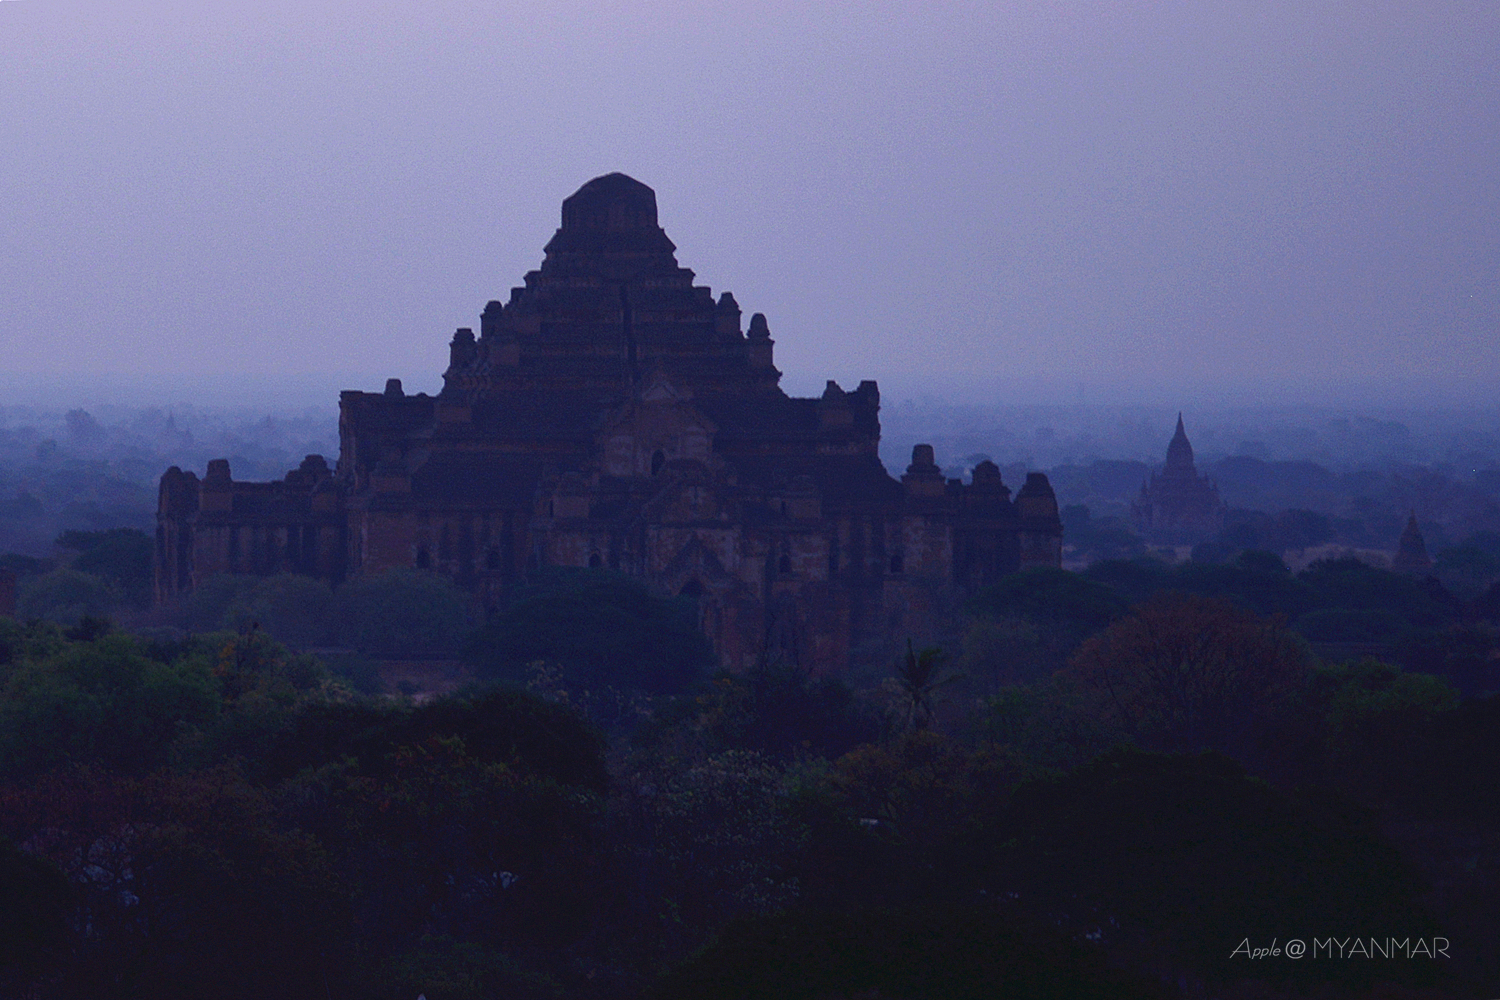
[0,371,1494,416]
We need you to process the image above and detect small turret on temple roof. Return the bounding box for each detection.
[1391,512,1433,574]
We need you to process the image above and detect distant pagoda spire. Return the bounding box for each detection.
[1164,412,1195,472]
[1391,512,1433,574]
[1131,411,1223,544]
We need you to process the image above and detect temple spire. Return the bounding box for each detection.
[1165,412,1195,471]
[1132,410,1223,544]
[1392,511,1433,574]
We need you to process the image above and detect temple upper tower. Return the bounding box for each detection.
[442,173,780,397]
[540,172,681,281]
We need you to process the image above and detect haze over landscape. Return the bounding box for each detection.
[2,1,1497,409]
[8,5,1500,999]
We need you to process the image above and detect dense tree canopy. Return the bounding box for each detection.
[16,567,116,624]
[968,566,1127,633]
[1000,750,1441,991]
[0,836,73,983]
[468,569,715,694]
[179,568,473,656]
[57,528,154,608]
[0,538,1494,998]
[651,905,1174,1000]
[0,632,220,777]
[1066,593,1311,757]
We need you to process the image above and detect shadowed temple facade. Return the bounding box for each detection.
[156,173,1063,671]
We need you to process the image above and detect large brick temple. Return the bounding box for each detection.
[157,173,1063,671]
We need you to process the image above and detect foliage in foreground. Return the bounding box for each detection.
[0,585,1494,998]
[651,905,1175,1000]
[468,568,717,694]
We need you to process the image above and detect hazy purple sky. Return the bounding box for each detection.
[2,1,1496,408]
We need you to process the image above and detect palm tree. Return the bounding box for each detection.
[894,639,956,730]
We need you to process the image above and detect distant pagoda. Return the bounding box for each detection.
[1131,413,1226,545]
[1390,513,1433,574]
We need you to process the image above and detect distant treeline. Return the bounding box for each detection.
[2,403,1498,565]
[881,401,1500,476]
[0,404,336,556]
[1053,452,1500,556]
